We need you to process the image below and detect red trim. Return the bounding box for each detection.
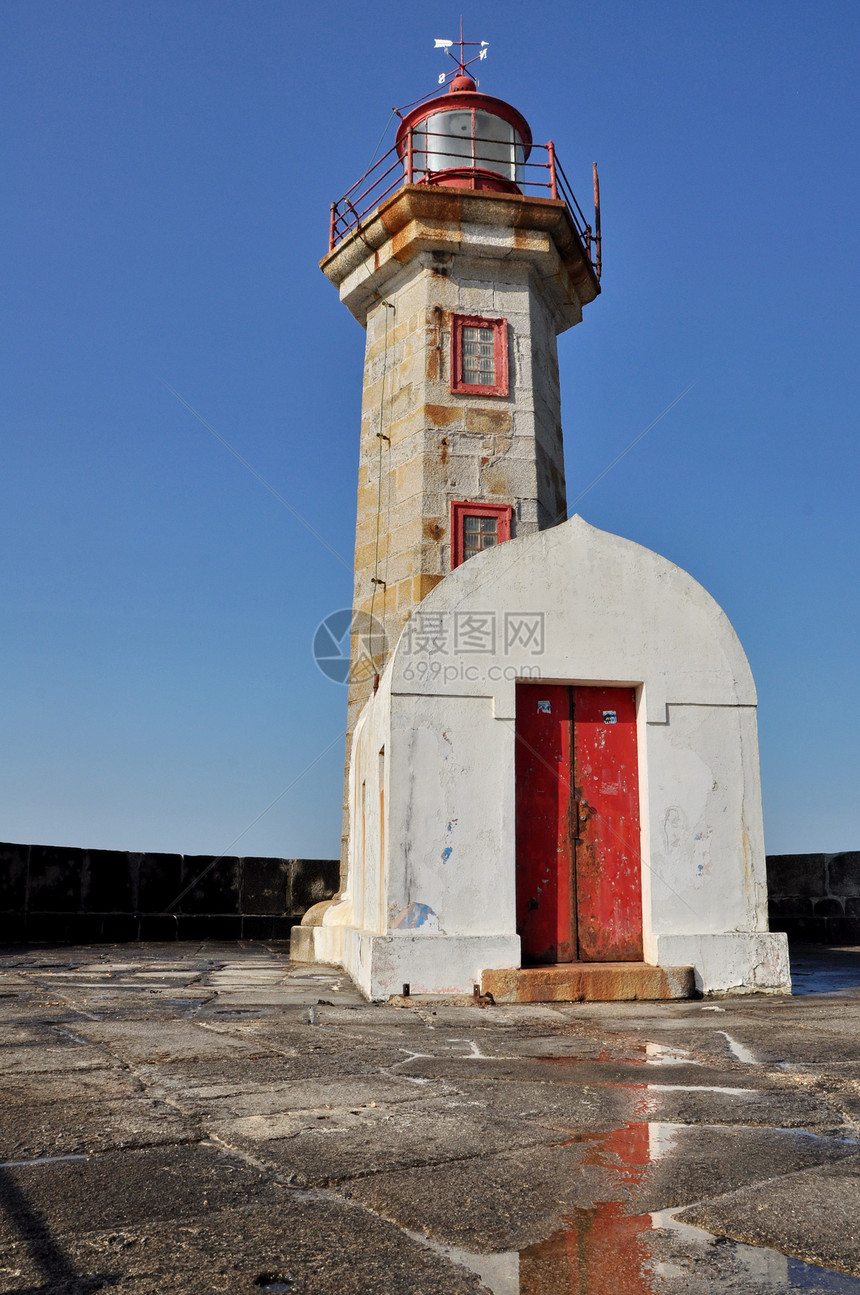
[417,167,521,195]
[396,91,532,157]
[451,315,509,397]
[450,500,513,569]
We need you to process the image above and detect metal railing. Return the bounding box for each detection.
[328,129,602,279]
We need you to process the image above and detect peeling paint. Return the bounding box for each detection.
[391,902,440,932]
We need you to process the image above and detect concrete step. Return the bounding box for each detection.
[481,962,696,1003]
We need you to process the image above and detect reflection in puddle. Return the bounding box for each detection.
[417,1238,519,1295]
[717,1031,758,1064]
[790,949,860,996]
[640,1083,758,1101]
[414,1123,860,1294]
[650,1209,860,1292]
[520,1198,653,1294]
[0,1153,89,1169]
[643,1042,700,1066]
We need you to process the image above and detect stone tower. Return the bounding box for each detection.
[320,60,601,863]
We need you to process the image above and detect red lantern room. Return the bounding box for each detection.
[395,73,532,195]
[326,27,601,283]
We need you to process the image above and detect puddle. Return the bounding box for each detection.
[421,1204,860,1294]
[408,1123,860,1293]
[790,949,860,996]
[717,1031,758,1064]
[643,1042,700,1066]
[642,1083,758,1096]
[651,1208,860,1292]
[49,1026,92,1046]
[0,1154,90,1169]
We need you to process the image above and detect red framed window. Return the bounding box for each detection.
[451,500,513,569]
[451,315,509,397]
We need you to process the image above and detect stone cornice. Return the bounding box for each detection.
[320,185,600,329]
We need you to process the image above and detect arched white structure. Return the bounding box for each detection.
[294,516,789,998]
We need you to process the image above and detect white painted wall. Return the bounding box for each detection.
[300,516,789,997]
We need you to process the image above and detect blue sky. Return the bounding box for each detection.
[2,1,858,859]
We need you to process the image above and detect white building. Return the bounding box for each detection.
[295,516,789,998]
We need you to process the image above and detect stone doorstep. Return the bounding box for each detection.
[480,962,696,1003]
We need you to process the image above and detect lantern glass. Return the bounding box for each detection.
[415,109,524,183]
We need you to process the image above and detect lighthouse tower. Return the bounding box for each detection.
[320,39,601,860]
[296,38,789,1001]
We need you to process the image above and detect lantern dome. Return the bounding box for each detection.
[395,79,532,195]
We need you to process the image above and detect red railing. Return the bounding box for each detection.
[327,129,602,279]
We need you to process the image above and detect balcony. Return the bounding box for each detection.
[327,127,601,283]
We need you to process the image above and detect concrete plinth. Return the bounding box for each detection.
[651,932,790,995]
[290,912,521,1001]
[481,962,696,1003]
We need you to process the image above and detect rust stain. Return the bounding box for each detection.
[423,403,461,428]
[425,305,446,381]
[480,964,695,1003]
[465,407,513,436]
[412,573,444,602]
[422,518,444,542]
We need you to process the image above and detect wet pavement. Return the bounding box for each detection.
[0,943,859,1293]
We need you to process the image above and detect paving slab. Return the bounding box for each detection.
[65,1019,275,1064]
[681,1157,860,1276]
[0,1068,143,1107]
[211,1097,558,1187]
[151,1072,460,1121]
[343,1124,860,1255]
[0,1143,277,1242]
[0,1044,122,1076]
[0,1094,198,1161]
[0,1196,486,1294]
[1,940,860,1293]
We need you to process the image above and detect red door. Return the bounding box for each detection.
[514,684,576,963]
[572,686,643,961]
[515,684,643,963]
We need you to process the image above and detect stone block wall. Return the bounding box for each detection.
[4,841,855,948]
[0,842,339,944]
[767,852,860,944]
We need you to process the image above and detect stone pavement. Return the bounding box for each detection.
[1,943,860,1294]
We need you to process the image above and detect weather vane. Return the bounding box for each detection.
[433,17,488,86]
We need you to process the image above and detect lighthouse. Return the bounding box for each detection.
[318,36,601,863]
[294,38,790,1002]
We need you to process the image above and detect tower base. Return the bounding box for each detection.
[291,912,519,1001]
[649,932,790,995]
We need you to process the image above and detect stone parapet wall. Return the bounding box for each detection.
[0,842,339,944]
[767,852,860,944]
[4,840,855,948]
